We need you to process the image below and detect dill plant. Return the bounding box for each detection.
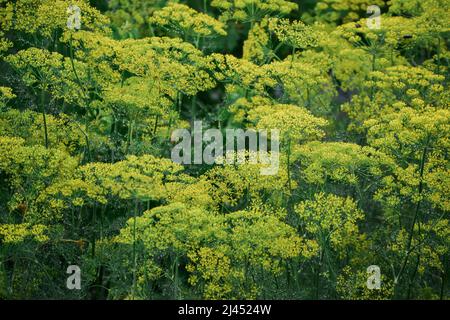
[0,0,448,300]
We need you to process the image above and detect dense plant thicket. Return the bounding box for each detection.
[0,0,449,299]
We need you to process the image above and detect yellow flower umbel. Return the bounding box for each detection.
[268,18,320,50]
[0,86,15,109]
[343,65,446,131]
[295,192,365,258]
[149,3,226,47]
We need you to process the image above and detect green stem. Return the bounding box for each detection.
[91,206,96,258]
[69,35,85,97]
[372,52,376,71]
[153,115,159,136]
[191,96,197,122]
[395,140,428,292]
[436,37,441,74]
[195,34,201,49]
[126,118,134,154]
[132,199,138,299]
[291,46,296,64]
[174,255,179,299]
[286,137,292,194]
[69,35,92,161]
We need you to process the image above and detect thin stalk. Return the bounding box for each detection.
[195,34,201,49]
[395,141,429,292]
[126,118,135,154]
[372,51,376,72]
[436,37,441,74]
[315,249,323,299]
[174,255,179,299]
[91,206,96,258]
[291,46,296,64]
[440,266,446,300]
[286,137,292,194]
[153,115,159,136]
[132,199,138,299]
[69,34,92,161]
